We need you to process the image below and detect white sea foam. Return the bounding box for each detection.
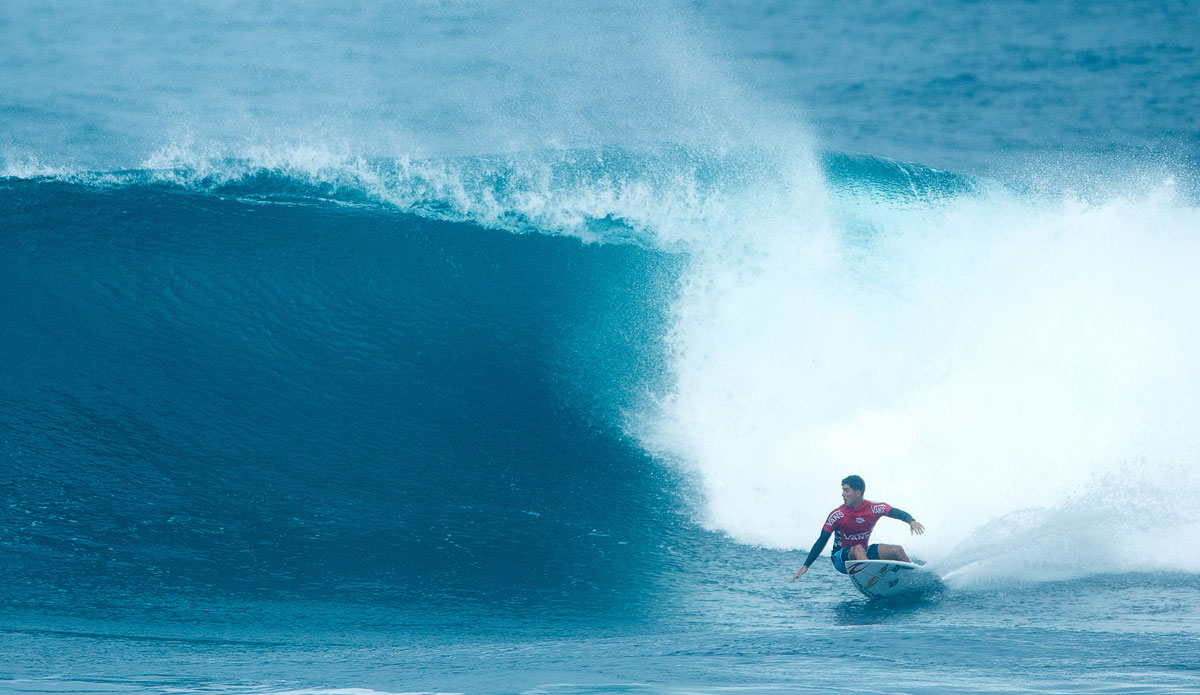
[1,155,81,180]
[640,169,1200,582]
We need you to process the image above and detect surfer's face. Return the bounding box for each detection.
[841,483,863,506]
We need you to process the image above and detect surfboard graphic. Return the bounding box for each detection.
[846,560,944,598]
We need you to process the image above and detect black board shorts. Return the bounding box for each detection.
[831,544,881,574]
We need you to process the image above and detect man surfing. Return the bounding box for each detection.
[791,475,925,581]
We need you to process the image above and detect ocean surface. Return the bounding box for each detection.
[3,1,1200,693]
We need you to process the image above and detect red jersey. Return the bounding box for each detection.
[823,500,893,552]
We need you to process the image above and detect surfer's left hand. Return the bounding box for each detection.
[910,521,925,535]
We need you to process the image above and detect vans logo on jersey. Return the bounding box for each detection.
[872,504,887,514]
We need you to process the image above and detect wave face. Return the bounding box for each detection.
[4,146,1200,619]
[0,164,687,616]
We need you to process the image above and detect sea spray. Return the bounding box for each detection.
[644,170,1200,582]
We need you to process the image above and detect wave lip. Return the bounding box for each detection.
[5,145,979,246]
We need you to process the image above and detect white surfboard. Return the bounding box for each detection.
[845,560,944,599]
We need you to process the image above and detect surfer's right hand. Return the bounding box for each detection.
[790,566,808,582]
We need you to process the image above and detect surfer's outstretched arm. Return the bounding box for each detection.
[791,530,831,581]
[887,507,925,535]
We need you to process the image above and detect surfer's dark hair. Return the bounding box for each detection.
[841,475,865,492]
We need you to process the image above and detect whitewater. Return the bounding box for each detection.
[4,1,1200,693]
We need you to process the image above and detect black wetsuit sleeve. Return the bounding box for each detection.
[887,507,915,523]
[802,530,832,567]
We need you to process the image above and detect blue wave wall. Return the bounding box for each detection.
[0,176,687,615]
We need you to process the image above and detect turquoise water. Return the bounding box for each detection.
[3,2,1200,693]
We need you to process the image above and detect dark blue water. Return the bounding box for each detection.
[4,2,1200,694]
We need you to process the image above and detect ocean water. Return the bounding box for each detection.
[3,1,1200,693]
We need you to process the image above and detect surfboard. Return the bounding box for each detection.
[845,559,944,599]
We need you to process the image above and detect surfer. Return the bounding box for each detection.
[790,475,925,581]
